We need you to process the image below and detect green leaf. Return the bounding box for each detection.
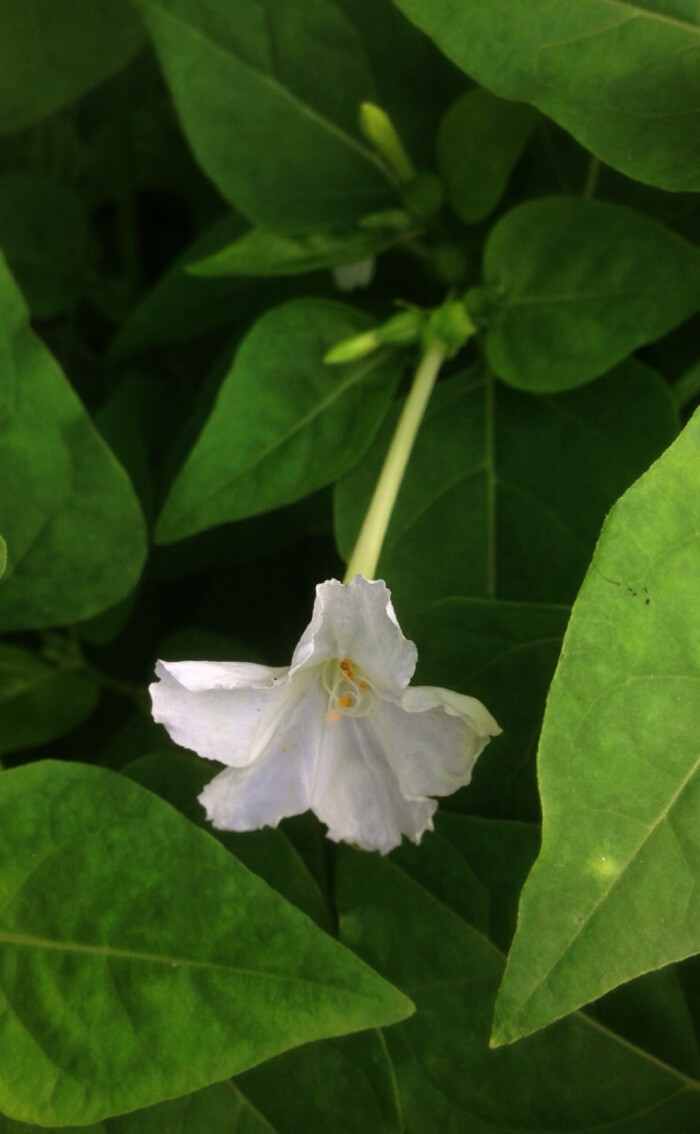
[0,644,99,755]
[0,0,143,135]
[0,761,413,1126]
[436,89,537,224]
[0,176,88,318]
[412,598,569,821]
[0,253,147,632]
[335,360,677,615]
[189,224,399,278]
[133,0,392,230]
[0,536,6,581]
[336,815,700,1133]
[157,299,402,543]
[125,750,330,930]
[236,1031,402,1134]
[0,1081,270,1133]
[492,411,700,1046]
[391,0,700,192]
[480,197,700,393]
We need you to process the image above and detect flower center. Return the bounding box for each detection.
[322,657,380,722]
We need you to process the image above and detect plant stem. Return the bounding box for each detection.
[343,339,446,582]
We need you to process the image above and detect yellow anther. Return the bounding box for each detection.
[338,694,354,708]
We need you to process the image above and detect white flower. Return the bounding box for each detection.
[150,576,500,854]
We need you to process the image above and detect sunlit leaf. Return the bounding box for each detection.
[0,761,413,1126]
[492,412,700,1045]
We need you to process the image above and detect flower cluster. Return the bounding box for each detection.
[151,576,499,854]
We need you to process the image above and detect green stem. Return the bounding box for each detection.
[343,339,446,582]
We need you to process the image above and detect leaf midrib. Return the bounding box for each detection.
[598,0,700,36]
[174,348,394,523]
[144,0,387,176]
[0,928,389,1003]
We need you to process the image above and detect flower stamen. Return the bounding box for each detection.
[322,657,380,720]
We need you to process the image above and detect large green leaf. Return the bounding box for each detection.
[436,89,538,224]
[0,0,143,134]
[335,361,677,616]
[0,1082,269,1133]
[336,816,700,1132]
[492,411,700,1046]
[125,750,330,930]
[0,644,99,755]
[157,300,402,543]
[0,761,412,1126]
[391,0,700,192]
[0,253,147,632]
[480,197,700,392]
[134,0,392,230]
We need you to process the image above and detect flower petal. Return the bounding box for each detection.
[150,659,291,767]
[378,686,501,799]
[310,716,436,854]
[198,679,328,829]
[291,576,417,693]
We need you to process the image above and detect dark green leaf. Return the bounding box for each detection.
[436,89,537,223]
[0,644,99,755]
[391,0,700,191]
[157,300,402,543]
[412,598,569,821]
[0,253,147,632]
[125,750,330,930]
[0,0,143,135]
[0,537,6,581]
[492,412,700,1045]
[236,1031,402,1134]
[481,197,700,392]
[133,0,392,230]
[0,761,413,1126]
[0,176,88,317]
[335,360,677,615]
[190,224,399,278]
[107,213,332,361]
[336,815,700,1132]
